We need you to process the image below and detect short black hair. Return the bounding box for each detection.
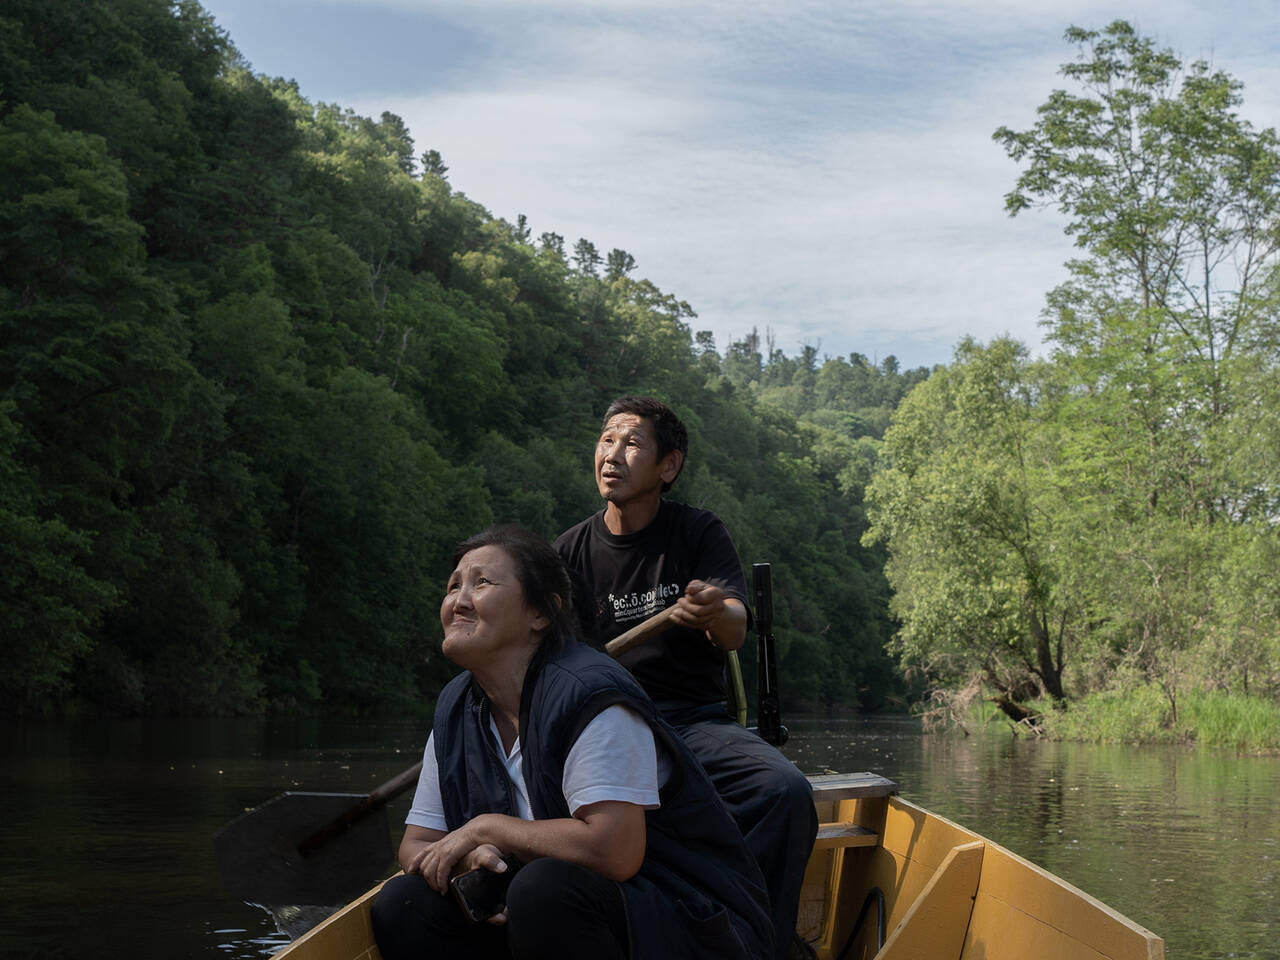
[450,525,580,652]
[602,396,689,491]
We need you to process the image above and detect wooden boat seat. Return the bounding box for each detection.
[815,822,879,848]
[808,772,898,850]
[796,772,898,949]
[808,771,899,800]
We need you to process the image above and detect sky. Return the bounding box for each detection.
[197,0,1280,370]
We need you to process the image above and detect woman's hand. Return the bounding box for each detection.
[461,843,516,926]
[416,817,502,893]
[399,823,445,878]
[399,817,511,892]
[459,841,510,875]
[399,800,647,896]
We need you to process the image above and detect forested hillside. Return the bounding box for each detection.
[0,0,924,716]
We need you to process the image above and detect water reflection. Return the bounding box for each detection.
[210,921,291,959]
[0,717,423,959]
[1,715,1276,959]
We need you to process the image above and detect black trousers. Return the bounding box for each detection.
[371,857,628,960]
[665,704,818,960]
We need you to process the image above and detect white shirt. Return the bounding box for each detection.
[406,703,670,830]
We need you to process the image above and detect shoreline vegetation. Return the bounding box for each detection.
[938,687,1280,754]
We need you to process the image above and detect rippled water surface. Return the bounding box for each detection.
[1,715,1275,958]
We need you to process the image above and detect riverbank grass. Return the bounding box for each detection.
[1183,692,1280,751]
[1033,686,1280,751]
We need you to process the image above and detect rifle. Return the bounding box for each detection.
[752,562,787,746]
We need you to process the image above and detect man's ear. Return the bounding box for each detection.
[660,449,684,485]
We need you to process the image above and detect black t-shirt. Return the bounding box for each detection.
[554,500,750,704]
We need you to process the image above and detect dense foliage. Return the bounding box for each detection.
[866,22,1280,726]
[0,0,921,716]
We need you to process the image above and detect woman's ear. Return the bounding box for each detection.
[531,596,561,636]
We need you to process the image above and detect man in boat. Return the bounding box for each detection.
[554,396,818,960]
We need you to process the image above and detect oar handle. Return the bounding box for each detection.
[603,604,678,658]
[372,761,425,802]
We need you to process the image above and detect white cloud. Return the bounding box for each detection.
[210,0,1280,368]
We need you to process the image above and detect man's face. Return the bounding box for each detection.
[594,413,681,506]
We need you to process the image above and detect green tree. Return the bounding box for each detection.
[865,339,1068,712]
[995,22,1280,705]
[539,232,565,260]
[0,104,198,709]
[0,400,116,709]
[605,248,637,281]
[724,328,764,386]
[994,20,1280,436]
[420,148,449,180]
[866,21,1280,721]
[572,238,602,277]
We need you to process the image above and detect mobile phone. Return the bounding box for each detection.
[450,854,522,922]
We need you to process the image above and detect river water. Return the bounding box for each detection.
[1,715,1275,959]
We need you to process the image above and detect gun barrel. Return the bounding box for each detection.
[752,563,773,634]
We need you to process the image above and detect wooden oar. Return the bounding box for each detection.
[215,605,679,906]
[603,603,678,657]
[294,762,424,856]
[215,767,415,906]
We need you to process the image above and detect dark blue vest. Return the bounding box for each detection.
[433,641,772,960]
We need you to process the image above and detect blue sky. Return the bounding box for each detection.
[199,0,1280,370]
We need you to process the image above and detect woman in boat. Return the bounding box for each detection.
[371,525,772,960]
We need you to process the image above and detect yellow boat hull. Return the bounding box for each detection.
[801,789,1163,959]
[274,775,1164,960]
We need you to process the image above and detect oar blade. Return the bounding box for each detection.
[215,792,394,906]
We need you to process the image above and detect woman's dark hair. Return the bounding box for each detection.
[602,395,689,491]
[450,525,581,652]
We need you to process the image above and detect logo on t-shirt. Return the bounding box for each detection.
[608,582,681,625]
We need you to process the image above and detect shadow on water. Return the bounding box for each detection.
[0,717,422,959]
[1,714,1276,958]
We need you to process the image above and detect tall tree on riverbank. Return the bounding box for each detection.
[997,21,1280,712]
[868,21,1280,718]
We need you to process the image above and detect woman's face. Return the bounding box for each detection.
[441,544,548,668]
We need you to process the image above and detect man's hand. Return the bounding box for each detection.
[672,581,747,651]
[672,579,726,629]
